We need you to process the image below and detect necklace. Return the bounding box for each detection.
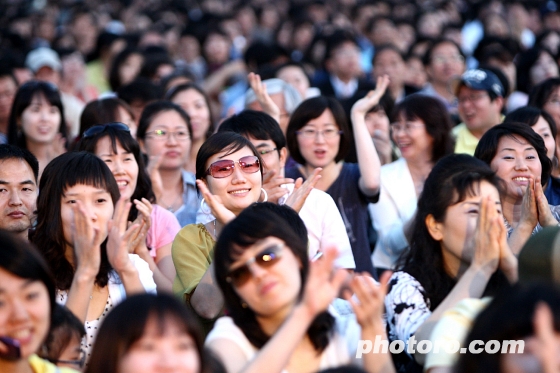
[161,193,182,212]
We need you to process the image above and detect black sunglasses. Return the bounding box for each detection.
[225,244,284,286]
[83,122,130,138]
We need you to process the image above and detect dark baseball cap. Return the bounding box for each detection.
[451,68,504,97]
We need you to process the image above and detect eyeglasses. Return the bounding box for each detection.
[83,122,130,138]
[295,128,343,139]
[258,147,277,156]
[390,122,424,133]
[226,243,284,286]
[457,92,489,105]
[205,155,260,178]
[145,129,190,141]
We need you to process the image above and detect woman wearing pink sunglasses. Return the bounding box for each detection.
[171,132,268,333]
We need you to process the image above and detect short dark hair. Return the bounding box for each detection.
[117,77,163,105]
[218,110,286,155]
[393,94,455,162]
[33,152,120,291]
[77,125,156,221]
[372,44,405,66]
[286,96,351,165]
[0,144,39,182]
[474,122,552,184]
[8,80,67,149]
[516,47,555,94]
[136,100,192,140]
[85,293,205,373]
[213,202,334,352]
[324,29,359,61]
[195,132,264,181]
[528,77,560,109]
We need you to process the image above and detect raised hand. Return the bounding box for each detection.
[196,179,236,225]
[262,169,293,204]
[470,196,501,276]
[146,152,165,201]
[518,177,539,230]
[128,198,153,255]
[347,271,391,331]
[301,246,348,317]
[535,177,558,227]
[350,75,390,118]
[527,302,560,373]
[248,72,281,123]
[71,200,104,277]
[285,168,322,213]
[497,214,518,282]
[106,197,140,273]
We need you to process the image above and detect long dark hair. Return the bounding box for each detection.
[214,203,335,352]
[528,77,560,109]
[33,152,120,290]
[77,125,156,221]
[393,94,455,162]
[286,96,351,165]
[85,293,205,373]
[7,80,67,149]
[396,154,506,310]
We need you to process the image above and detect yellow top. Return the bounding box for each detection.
[452,123,479,156]
[172,223,215,300]
[28,354,78,373]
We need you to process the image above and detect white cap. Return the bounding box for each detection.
[25,47,62,73]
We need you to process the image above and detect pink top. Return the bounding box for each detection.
[146,204,181,257]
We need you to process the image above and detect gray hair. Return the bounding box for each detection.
[245,78,302,114]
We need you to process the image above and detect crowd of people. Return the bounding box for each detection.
[3,0,560,373]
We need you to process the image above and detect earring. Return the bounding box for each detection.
[200,198,212,215]
[260,188,268,202]
[241,301,248,308]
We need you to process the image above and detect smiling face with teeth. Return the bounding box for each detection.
[202,146,262,216]
[95,136,139,201]
[0,267,51,360]
[489,135,542,201]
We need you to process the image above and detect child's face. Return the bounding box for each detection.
[56,334,84,370]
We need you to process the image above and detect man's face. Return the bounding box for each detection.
[247,136,286,176]
[457,86,503,137]
[0,159,37,237]
[327,41,362,81]
[0,76,17,123]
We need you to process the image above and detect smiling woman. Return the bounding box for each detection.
[171,132,265,333]
[0,230,78,373]
[7,81,67,177]
[474,122,560,254]
[77,124,182,293]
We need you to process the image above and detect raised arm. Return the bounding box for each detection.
[350,75,389,197]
